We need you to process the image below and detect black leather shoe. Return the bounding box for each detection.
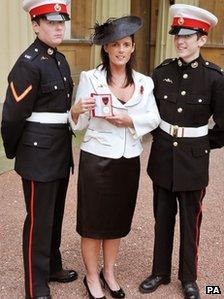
[49,269,78,283]
[139,275,171,293]
[83,276,106,299]
[100,270,125,298]
[182,282,201,299]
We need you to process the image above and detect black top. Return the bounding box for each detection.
[1,38,74,181]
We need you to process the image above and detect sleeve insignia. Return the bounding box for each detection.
[10,82,33,102]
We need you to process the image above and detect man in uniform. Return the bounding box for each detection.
[1,1,77,298]
[139,4,224,299]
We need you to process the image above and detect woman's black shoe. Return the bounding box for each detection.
[83,276,106,299]
[100,270,125,298]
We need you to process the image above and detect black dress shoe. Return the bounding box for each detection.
[100,270,125,298]
[49,269,78,283]
[139,274,171,293]
[182,282,201,299]
[83,276,106,299]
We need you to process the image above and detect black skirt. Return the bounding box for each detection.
[76,150,140,239]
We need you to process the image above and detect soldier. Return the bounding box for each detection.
[139,4,224,299]
[1,1,77,298]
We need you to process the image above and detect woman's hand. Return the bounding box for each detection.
[105,114,134,128]
[70,97,95,122]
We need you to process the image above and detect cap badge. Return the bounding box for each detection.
[163,78,173,84]
[47,48,54,55]
[191,61,198,68]
[177,17,185,25]
[54,3,62,12]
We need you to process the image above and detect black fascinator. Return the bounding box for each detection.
[91,16,143,45]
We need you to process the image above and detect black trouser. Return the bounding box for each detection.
[152,184,205,283]
[22,177,69,298]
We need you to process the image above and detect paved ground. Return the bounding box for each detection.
[0,138,223,299]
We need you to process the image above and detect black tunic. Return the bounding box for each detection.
[147,55,224,191]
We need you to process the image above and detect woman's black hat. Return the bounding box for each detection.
[91,16,143,45]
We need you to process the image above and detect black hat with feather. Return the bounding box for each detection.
[91,16,143,45]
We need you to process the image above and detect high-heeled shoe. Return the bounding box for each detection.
[100,270,125,298]
[83,276,107,299]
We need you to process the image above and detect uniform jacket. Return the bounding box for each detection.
[1,38,74,182]
[69,67,161,158]
[147,55,224,191]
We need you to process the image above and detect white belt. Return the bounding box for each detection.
[26,112,68,124]
[159,120,208,137]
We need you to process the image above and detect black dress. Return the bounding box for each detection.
[76,149,140,239]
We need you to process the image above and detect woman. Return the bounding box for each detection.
[69,16,161,299]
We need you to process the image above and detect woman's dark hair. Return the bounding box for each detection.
[99,35,135,87]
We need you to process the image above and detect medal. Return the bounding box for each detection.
[102,96,110,114]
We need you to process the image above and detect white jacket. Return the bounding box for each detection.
[69,67,161,158]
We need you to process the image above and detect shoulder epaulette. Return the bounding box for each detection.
[20,44,40,62]
[203,61,224,75]
[156,58,177,69]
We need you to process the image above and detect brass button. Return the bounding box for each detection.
[173,141,178,147]
[205,149,208,154]
[34,48,38,52]
[181,90,186,96]
[34,142,38,146]
[177,107,183,113]
[183,73,188,79]
[67,93,70,98]
[164,95,168,99]
[58,61,61,66]
[54,85,58,90]
[198,99,203,103]
[64,77,67,81]
[205,61,209,65]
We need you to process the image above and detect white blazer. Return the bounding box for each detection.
[69,67,161,159]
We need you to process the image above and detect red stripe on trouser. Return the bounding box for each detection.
[28,181,35,298]
[195,189,205,278]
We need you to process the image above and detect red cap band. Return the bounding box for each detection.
[30,3,67,18]
[172,17,210,33]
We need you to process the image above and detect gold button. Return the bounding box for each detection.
[64,77,67,81]
[177,107,183,113]
[181,90,186,96]
[54,86,58,90]
[67,93,70,98]
[183,74,188,79]
[164,95,168,99]
[34,142,38,146]
[205,61,209,65]
[205,149,208,154]
[173,142,178,147]
[34,48,38,52]
[198,99,203,103]
[58,61,61,66]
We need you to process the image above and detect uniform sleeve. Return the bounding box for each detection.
[69,71,92,131]
[1,60,40,158]
[128,77,161,138]
[208,75,224,149]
